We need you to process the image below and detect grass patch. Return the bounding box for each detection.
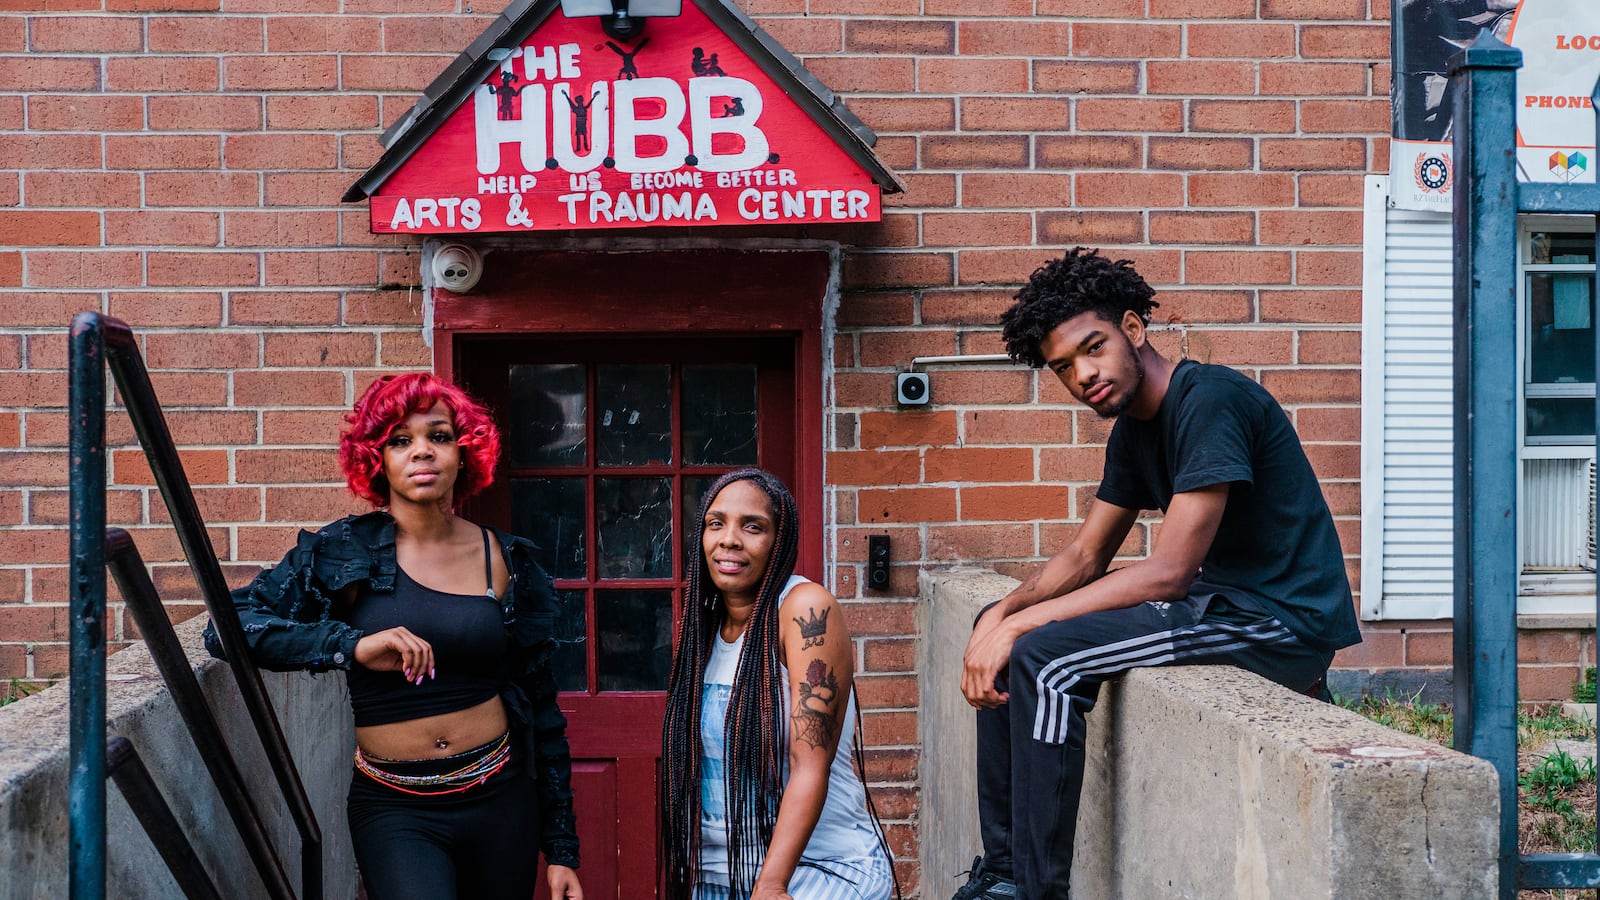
[1339,690,1600,897]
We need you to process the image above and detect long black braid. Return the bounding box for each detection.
[661,468,799,898]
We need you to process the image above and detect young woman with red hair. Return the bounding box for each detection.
[205,373,582,900]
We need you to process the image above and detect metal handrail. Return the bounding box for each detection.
[68,312,322,899]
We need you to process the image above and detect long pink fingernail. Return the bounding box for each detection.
[429,667,436,680]
[404,667,411,679]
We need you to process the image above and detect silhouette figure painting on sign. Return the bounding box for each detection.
[720,97,744,118]
[563,89,597,151]
[606,38,650,80]
[690,47,727,77]
[488,71,526,120]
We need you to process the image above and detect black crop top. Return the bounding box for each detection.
[345,529,509,728]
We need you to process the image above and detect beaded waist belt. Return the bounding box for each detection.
[354,731,511,796]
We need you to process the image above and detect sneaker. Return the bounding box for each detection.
[952,855,1019,900]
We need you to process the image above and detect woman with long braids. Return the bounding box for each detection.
[661,468,896,900]
[204,373,582,900]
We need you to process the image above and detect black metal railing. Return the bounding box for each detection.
[1450,33,1600,897]
[68,312,322,900]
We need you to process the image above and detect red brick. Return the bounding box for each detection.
[962,484,1072,521]
[233,369,346,406]
[263,331,375,367]
[0,450,68,486]
[843,252,953,290]
[339,54,452,92]
[1039,446,1105,481]
[960,97,1071,133]
[928,370,1032,405]
[1295,251,1362,286]
[1040,0,1142,13]
[377,332,429,367]
[225,55,337,91]
[800,56,915,95]
[960,173,1072,210]
[147,252,260,288]
[960,20,1070,57]
[860,711,918,747]
[927,523,1034,560]
[858,486,957,524]
[1262,0,1365,17]
[162,410,258,445]
[854,673,919,709]
[262,251,380,287]
[147,94,262,131]
[27,94,144,131]
[844,18,954,54]
[1191,100,1295,134]
[923,212,1033,248]
[107,56,220,92]
[25,251,142,289]
[1301,99,1389,134]
[859,410,958,449]
[30,15,144,51]
[1147,60,1255,96]
[1076,98,1184,133]
[1149,0,1254,14]
[342,290,424,326]
[1299,174,1365,208]
[920,288,1014,326]
[1075,173,1183,209]
[0,134,101,169]
[1301,25,1389,60]
[1150,211,1255,245]
[266,94,381,130]
[1298,329,1360,364]
[1333,629,1403,667]
[750,17,841,54]
[1260,368,1359,404]
[1294,405,1360,441]
[142,371,229,406]
[1259,210,1362,247]
[1032,60,1140,95]
[0,56,100,92]
[146,172,261,208]
[262,409,347,443]
[380,14,491,52]
[224,132,337,169]
[147,486,262,524]
[923,447,1034,483]
[147,15,263,52]
[843,97,954,133]
[225,291,339,327]
[107,293,224,328]
[260,14,383,52]
[883,174,957,209]
[859,329,958,369]
[105,135,220,170]
[1187,23,1296,59]
[921,135,1028,170]
[925,0,1030,13]
[1261,62,1368,97]
[224,211,339,248]
[263,485,366,522]
[916,58,1028,94]
[962,408,1070,445]
[108,0,221,11]
[105,211,220,247]
[143,331,257,369]
[235,448,342,485]
[1154,290,1255,325]
[1036,211,1144,246]
[25,172,140,209]
[1072,22,1180,59]
[1186,251,1292,286]
[111,448,229,486]
[1189,173,1296,208]
[0,414,15,449]
[0,253,19,287]
[1035,135,1141,170]
[827,450,921,487]
[0,212,99,248]
[833,293,910,330]
[1184,330,1294,366]
[0,603,78,643]
[1149,137,1253,172]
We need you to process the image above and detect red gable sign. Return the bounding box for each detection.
[365,2,889,234]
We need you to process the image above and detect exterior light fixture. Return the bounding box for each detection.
[559,0,682,41]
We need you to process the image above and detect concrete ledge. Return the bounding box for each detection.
[0,616,356,900]
[919,568,1500,899]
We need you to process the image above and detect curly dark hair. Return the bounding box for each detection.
[999,247,1159,368]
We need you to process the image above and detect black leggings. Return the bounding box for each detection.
[346,738,542,900]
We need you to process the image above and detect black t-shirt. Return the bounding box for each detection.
[1097,360,1361,652]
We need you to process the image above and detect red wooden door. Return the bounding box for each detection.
[461,335,799,899]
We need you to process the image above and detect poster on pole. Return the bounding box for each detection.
[1390,0,1600,211]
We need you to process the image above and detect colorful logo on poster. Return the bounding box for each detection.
[1549,150,1589,183]
[1414,152,1452,194]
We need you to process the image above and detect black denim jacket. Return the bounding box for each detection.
[202,510,580,868]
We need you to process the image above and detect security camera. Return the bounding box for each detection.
[431,243,483,293]
[896,372,929,406]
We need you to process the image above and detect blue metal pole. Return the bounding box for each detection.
[68,311,107,900]
[1448,32,1522,900]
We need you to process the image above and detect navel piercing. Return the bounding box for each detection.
[435,737,450,750]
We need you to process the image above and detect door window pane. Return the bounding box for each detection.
[550,589,588,692]
[596,365,672,466]
[682,365,758,465]
[509,364,587,467]
[596,477,673,579]
[1530,232,1597,265]
[1527,398,1596,440]
[512,477,586,579]
[682,475,717,566]
[1528,273,1595,385]
[596,590,673,691]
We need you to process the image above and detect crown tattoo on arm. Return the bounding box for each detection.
[793,606,830,649]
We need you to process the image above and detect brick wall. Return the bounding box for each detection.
[0,0,1520,891]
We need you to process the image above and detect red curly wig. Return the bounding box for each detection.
[338,373,501,508]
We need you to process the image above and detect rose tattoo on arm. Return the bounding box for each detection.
[793,658,841,750]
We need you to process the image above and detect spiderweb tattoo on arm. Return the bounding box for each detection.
[793,658,841,750]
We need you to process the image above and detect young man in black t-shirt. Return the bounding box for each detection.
[950,249,1362,900]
